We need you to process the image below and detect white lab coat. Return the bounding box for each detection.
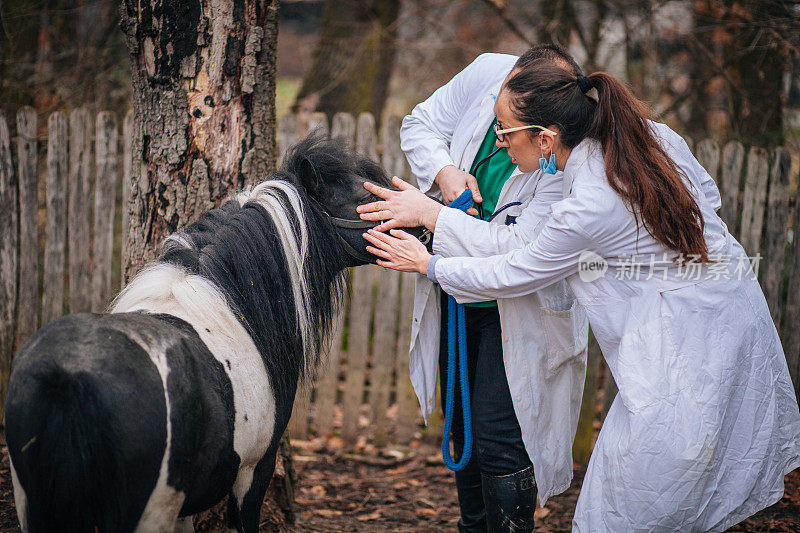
[401,53,590,505]
[432,123,800,531]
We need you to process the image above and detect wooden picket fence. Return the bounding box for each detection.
[1,105,799,462]
[0,107,134,414]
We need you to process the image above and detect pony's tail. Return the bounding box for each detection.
[6,365,127,532]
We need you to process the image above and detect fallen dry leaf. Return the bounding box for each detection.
[357,510,382,521]
[312,509,343,517]
[325,436,346,451]
[308,485,326,499]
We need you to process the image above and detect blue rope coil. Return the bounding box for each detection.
[441,189,473,471]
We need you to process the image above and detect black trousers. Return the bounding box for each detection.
[438,299,532,478]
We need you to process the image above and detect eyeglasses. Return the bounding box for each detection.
[493,122,557,142]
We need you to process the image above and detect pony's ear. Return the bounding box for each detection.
[297,154,323,194]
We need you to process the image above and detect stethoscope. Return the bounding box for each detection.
[470,146,523,223]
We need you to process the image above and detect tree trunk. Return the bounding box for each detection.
[120,0,294,528]
[120,0,279,276]
[293,0,400,126]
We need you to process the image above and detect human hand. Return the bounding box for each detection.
[435,165,481,216]
[357,176,443,232]
[363,228,432,273]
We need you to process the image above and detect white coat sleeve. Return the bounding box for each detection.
[432,171,563,257]
[433,201,595,303]
[400,54,500,193]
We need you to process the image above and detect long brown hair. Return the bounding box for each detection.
[504,64,709,262]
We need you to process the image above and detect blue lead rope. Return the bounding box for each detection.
[441,189,474,471]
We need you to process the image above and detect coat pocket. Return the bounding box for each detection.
[542,299,588,376]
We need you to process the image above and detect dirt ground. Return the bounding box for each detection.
[0,433,798,532]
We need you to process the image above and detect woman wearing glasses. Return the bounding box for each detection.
[358,62,800,530]
[397,47,591,533]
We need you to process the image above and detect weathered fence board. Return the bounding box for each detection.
[308,112,329,136]
[16,107,38,345]
[357,113,378,162]
[370,268,401,446]
[92,112,118,312]
[331,112,356,149]
[68,108,93,313]
[277,113,299,167]
[739,147,769,254]
[288,385,311,439]
[310,307,346,438]
[601,357,617,422]
[696,139,720,185]
[783,185,800,401]
[0,114,17,410]
[341,265,375,441]
[573,331,600,464]
[382,115,410,188]
[719,141,745,233]
[395,273,420,442]
[42,112,68,324]
[762,149,792,323]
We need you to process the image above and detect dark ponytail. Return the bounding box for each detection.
[505,65,709,262]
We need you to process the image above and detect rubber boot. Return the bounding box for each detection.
[454,462,487,532]
[481,466,537,533]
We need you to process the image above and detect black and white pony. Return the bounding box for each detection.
[4,135,420,532]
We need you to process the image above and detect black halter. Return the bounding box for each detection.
[327,215,433,264]
[328,216,381,263]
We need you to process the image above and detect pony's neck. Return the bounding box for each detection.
[111,179,348,383]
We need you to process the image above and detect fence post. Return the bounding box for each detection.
[371,268,401,446]
[357,113,378,161]
[395,272,420,443]
[382,115,406,180]
[573,331,600,465]
[69,108,93,313]
[761,148,792,324]
[122,109,134,288]
[92,112,118,312]
[719,141,745,235]
[331,113,356,150]
[309,306,346,439]
[783,177,800,400]
[277,113,299,167]
[308,112,329,136]
[43,112,69,324]
[739,147,769,255]
[695,139,720,185]
[341,265,376,441]
[16,107,38,345]
[601,357,618,422]
[0,113,18,413]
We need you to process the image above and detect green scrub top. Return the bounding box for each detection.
[465,119,517,308]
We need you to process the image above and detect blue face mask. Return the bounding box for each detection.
[539,153,557,174]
